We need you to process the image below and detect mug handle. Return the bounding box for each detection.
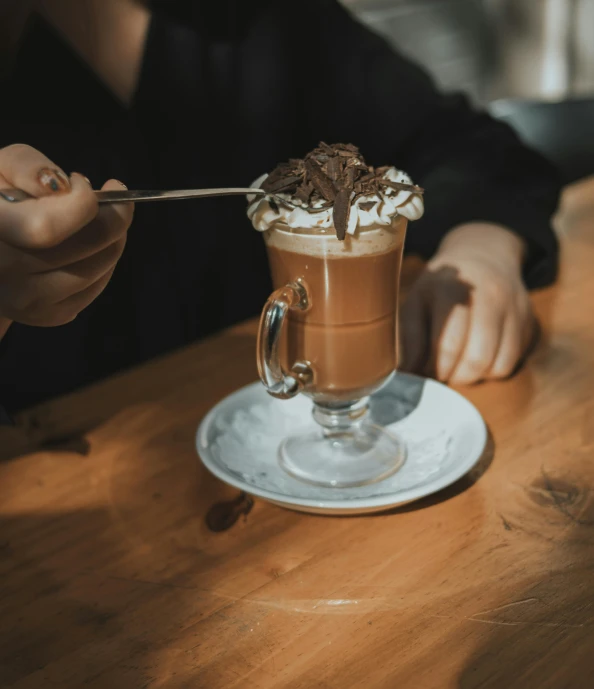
[257,279,313,399]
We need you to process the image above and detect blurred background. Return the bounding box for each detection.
[343,0,594,184]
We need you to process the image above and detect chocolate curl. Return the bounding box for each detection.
[259,142,422,240]
[333,188,352,241]
[378,179,424,194]
[304,158,336,202]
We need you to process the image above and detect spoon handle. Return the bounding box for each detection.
[94,187,265,204]
[0,187,267,205]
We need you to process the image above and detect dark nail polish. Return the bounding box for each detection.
[37,168,70,193]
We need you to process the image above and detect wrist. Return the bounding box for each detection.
[434,223,526,269]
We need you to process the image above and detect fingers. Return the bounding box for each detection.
[27,267,116,328]
[3,252,121,328]
[0,172,98,249]
[489,313,522,379]
[489,300,535,379]
[96,178,134,245]
[0,143,70,197]
[52,267,118,325]
[450,299,505,385]
[23,178,134,271]
[0,237,126,321]
[433,302,470,382]
[0,177,132,325]
[0,146,133,327]
[399,287,427,372]
[28,238,126,302]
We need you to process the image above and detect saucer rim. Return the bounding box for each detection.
[196,376,487,512]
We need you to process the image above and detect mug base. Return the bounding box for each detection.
[278,421,406,488]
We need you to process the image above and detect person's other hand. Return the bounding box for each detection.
[400,223,536,385]
[0,144,133,338]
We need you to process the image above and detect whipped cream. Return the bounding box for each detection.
[247,167,424,235]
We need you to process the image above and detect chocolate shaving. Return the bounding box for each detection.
[346,166,356,188]
[318,141,335,155]
[258,142,422,240]
[295,182,314,205]
[326,156,343,182]
[379,179,425,194]
[304,158,336,202]
[263,175,303,193]
[333,188,352,240]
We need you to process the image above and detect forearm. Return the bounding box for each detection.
[300,1,561,288]
[399,97,561,284]
[37,0,150,105]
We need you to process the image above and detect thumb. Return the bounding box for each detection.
[0,144,70,198]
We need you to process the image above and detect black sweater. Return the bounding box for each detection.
[0,0,561,412]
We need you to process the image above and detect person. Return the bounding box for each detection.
[0,0,561,414]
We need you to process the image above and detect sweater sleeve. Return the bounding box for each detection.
[298,0,561,288]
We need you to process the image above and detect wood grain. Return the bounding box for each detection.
[2,179,594,688]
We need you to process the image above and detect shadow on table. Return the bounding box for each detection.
[0,330,260,464]
[0,460,281,687]
[394,427,495,515]
[353,427,495,520]
[457,458,594,688]
[323,372,496,519]
[0,509,129,686]
[0,331,265,685]
[372,373,495,515]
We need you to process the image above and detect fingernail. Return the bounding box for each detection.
[37,168,70,193]
[114,179,128,189]
[70,172,92,186]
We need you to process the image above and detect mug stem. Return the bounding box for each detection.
[278,395,406,488]
[312,398,370,438]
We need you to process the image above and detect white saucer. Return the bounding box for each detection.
[196,373,487,515]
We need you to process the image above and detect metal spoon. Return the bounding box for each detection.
[0,187,300,207]
[0,180,423,208]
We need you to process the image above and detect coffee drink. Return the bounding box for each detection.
[265,219,406,402]
[247,142,424,488]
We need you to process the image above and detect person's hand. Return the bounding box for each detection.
[400,223,536,385]
[0,144,133,339]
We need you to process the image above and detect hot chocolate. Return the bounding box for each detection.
[247,142,425,488]
[266,219,406,402]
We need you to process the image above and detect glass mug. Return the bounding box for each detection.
[257,216,408,488]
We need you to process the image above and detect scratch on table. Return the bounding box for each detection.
[499,514,513,531]
[468,617,519,627]
[430,613,517,627]
[431,596,586,629]
[316,599,361,607]
[473,598,539,616]
[247,597,385,615]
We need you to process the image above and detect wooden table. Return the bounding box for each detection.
[1,179,594,689]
